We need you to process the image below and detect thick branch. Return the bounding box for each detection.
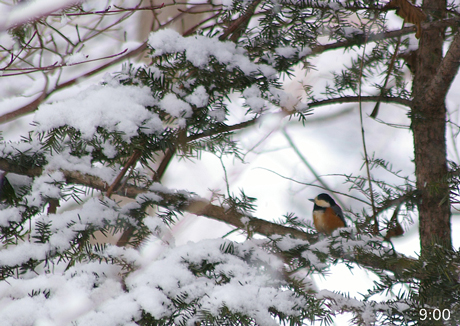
[423,31,460,106]
[0,157,416,276]
[307,17,460,58]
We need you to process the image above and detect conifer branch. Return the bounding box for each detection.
[2,15,448,125]
[219,0,261,42]
[0,157,417,277]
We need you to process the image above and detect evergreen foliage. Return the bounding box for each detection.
[1,0,460,325]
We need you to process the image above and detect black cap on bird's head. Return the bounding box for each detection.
[308,193,337,207]
[309,193,347,229]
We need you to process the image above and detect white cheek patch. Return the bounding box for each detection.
[315,199,330,207]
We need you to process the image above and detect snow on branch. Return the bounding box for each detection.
[148,29,278,78]
[0,153,418,279]
[0,0,83,32]
[34,81,163,140]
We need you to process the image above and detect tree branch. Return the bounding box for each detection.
[1,49,129,77]
[219,0,261,41]
[423,31,460,106]
[306,17,460,58]
[0,0,80,32]
[3,13,436,125]
[309,95,412,109]
[0,157,417,276]
[0,41,148,124]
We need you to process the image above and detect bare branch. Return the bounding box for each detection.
[47,4,166,17]
[0,42,147,124]
[0,49,128,77]
[309,95,412,109]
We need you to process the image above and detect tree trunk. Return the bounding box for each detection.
[412,0,451,258]
[411,0,453,322]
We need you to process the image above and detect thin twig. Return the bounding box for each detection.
[0,41,146,124]
[306,17,460,58]
[357,27,378,234]
[106,150,142,198]
[281,127,345,209]
[0,49,128,76]
[370,21,405,119]
[2,31,38,70]
[255,167,371,206]
[47,4,166,16]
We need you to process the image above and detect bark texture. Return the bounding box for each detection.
[412,0,452,256]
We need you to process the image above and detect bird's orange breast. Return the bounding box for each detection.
[313,207,345,234]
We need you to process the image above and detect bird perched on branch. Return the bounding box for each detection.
[309,193,346,234]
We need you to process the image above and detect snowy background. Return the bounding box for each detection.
[1,0,460,325]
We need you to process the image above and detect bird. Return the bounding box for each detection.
[309,193,346,234]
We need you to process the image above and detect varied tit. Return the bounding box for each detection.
[309,193,346,234]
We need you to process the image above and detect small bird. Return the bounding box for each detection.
[309,193,346,234]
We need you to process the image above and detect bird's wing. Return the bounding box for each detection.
[332,205,346,226]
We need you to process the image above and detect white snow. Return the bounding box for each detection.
[148,29,278,78]
[23,171,65,207]
[0,238,306,326]
[268,86,304,111]
[343,26,363,37]
[185,86,209,107]
[298,46,312,57]
[275,46,297,58]
[65,52,88,65]
[34,82,163,141]
[328,2,341,10]
[0,237,302,325]
[45,149,117,183]
[0,198,124,267]
[243,85,266,112]
[159,93,192,118]
[276,236,309,251]
[0,207,24,227]
[0,0,83,32]
[0,241,50,267]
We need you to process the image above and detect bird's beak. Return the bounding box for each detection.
[308,198,315,203]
